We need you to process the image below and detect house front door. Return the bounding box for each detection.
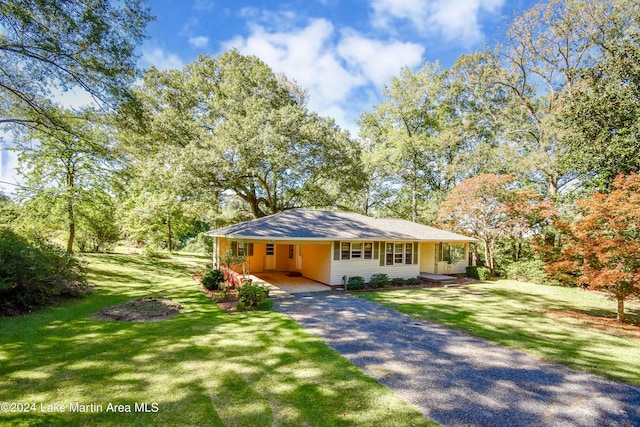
[265,243,276,270]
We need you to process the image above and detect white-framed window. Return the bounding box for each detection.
[351,242,363,258]
[266,243,275,256]
[337,241,373,260]
[363,242,373,259]
[385,242,415,265]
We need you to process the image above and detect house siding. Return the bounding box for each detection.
[301,243,331,284]
[329,241,420,285]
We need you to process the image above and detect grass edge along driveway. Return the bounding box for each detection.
[358,280,640,386]
[0,253,434,427]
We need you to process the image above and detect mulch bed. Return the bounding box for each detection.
[94,297,182,322]
[195,274,240,313]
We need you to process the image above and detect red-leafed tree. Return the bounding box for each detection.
[438,174,551,273]
[549,174,640,322]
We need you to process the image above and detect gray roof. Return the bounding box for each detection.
[205,209,476,242]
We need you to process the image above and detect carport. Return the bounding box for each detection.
[246,271,331,298]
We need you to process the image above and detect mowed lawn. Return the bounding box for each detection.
[359,281,640,386]
[0,253,433,427]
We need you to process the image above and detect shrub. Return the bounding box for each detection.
[369,273,389,289]
[391,277,407,287]
[405,277,421,286]
[504,260,548,285]
[0,228,88,315]
[201,269,224,291]
[466,266,491,280]
[142,245,168,258]
[237,281,271,310]
[346,276,365,290]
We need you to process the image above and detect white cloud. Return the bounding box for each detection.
[188,35,210,48]
[223,16,424,133]
[337,31,423,88]
[140,45,185,71]
[371,0,505,45]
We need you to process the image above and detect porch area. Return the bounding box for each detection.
[246,271,332,298]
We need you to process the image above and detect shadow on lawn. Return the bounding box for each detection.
[361,286,640,385]
[0,253,431,426]
[280,293,640,427]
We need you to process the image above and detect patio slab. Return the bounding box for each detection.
[247,272,332,298]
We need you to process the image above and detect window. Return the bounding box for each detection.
[386,243,394,265]
[341,242,350,260]
[266,243,274,256]
[405,243,413,264]
[364,242,373,259]
[231,242,253,257]
[351,242,362,258]
[394,243,404,264]
[439,243,465,263]
[384,242,416,265]
[288,245,294,259]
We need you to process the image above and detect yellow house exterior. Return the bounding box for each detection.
[206,209,476,286]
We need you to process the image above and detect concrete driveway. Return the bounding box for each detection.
[275,293,640,427]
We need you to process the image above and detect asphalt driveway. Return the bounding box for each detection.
[275,292,640,427]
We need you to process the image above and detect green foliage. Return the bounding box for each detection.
[346,276,365,290]
[369,273,390,289]
[391,277,408,287]
[466,266,491,281]
[504,260,548,285]
[141,245,169,259]
[563,39,640,190]
[405,278,421,286]
[126,50,363,218]
[0,228,88,315]
[181,232,213,254]
[237,282,271,310]
[201,269,224,291]
[0,0,151,131]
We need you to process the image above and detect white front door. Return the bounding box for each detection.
[265,243,276,270]
[296,245,302,270]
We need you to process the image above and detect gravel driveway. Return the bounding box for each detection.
[275,292,640,427]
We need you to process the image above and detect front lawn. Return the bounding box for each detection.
[358,280,640,385]
[0,252,432,426]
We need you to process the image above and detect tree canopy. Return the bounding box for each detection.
[0,0,152,131]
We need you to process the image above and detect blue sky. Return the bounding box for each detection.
[1,0,540,194]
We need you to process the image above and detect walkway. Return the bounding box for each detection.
[274,293,640,427]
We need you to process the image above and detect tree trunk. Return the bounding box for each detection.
[617,298,625,323]
[66,171,75,253]
[167,213,173,253]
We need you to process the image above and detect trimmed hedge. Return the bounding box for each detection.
[466,266,491,280]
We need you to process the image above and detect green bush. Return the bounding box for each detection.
[466,266,491,280]
[346,276,365,290]
[504,260,548,284]
[391,277,407,287]
[0,228,88,315]
[237,282,271,310]
[201,269,224,291]
[369,273,389,289]
[405,277,421,286]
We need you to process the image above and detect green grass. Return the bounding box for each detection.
[358,281,640,386]
[0,252,433,426]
